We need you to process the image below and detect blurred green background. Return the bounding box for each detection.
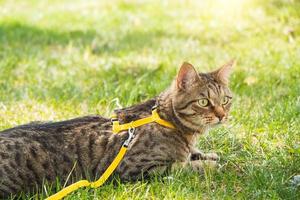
[0,0,299,199]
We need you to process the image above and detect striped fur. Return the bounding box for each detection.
[0,61,233,198]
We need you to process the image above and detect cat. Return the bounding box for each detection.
[0,61,233,198]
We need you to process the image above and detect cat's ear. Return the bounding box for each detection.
[212,60,235,85]
[176,62,200,90]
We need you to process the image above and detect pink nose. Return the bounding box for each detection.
[216,113,225,121]
[214,107,225,121]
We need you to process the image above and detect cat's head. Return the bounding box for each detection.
[165,61,234,132]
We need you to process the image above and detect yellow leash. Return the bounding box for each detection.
[46,109,174,200]
[46,146,128,200]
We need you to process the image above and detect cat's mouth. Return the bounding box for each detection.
[209,120,224,126]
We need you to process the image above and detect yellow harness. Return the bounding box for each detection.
[46,108,174,200]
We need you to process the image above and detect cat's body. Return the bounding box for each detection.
[0,61,233,198]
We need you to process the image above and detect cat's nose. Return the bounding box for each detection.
[217,114,225,121]
[214,107,225,121]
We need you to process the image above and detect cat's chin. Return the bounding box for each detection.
[207,121,223,128]
[197,122,224,134]
[194,126,209,134]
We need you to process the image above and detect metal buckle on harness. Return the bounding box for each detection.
[123,127,135,147]
[151,105,158,111]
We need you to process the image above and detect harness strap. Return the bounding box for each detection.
[112,109,174,133]
[46,108,174,200]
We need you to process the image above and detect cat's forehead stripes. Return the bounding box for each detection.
[200,80,224,100]
[199,73,222,96]
[207,82,221,96]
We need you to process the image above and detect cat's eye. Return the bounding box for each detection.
[198,98,209,107]
[221,96,230,105]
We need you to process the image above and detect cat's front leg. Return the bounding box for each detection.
[172,159,217,174]
[189,159,218,173]
[190,147,219,162]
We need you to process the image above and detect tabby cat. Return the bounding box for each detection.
[0,61,233,198]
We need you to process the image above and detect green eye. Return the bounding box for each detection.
[221,96,230,105]
[198,98,209,107]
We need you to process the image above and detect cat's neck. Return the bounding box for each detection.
[156,90,199,135]
[113,96,207,148]
[114,94,206,136]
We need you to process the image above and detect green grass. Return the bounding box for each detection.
[0,0,300,199]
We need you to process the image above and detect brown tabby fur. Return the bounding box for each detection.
[0,61,233,198]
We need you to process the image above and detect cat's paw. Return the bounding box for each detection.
[190,160,218,173]
[203,152,219,161]
[190,152,219,161]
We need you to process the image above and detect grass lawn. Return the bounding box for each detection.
[0,0,300,199]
